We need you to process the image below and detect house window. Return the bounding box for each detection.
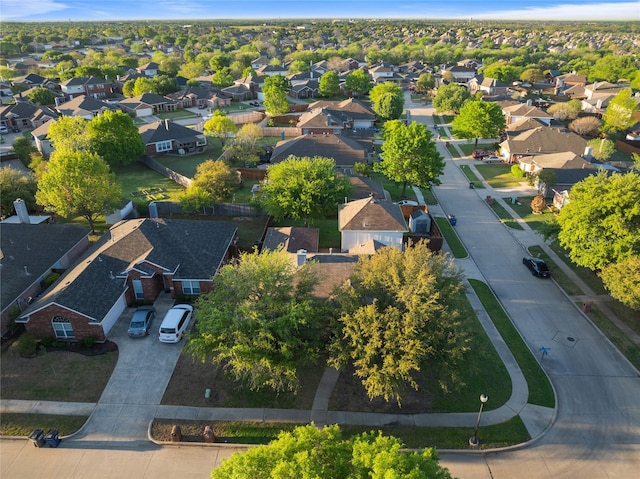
[182,280,201,295]
[156,140,172,152]
[52,316,75,339]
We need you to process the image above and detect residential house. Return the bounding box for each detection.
[255,64,288,77]
[168,86,231,109]
[60,76,113,99]
[580,82,632,114]
[139,119,207,156]
[16,218,238,341]
[55,95,117,119]
[298,98,376,134]
[262,227,320,255]
[289,80,319,99]
[368,62,404,84]
[440,64,477,84]
[469,76,510,97]
[517,151,615,196]
[338,196,407,252]
[0,101,59,131]
[1,219,91,337]
[554,72,587,94]
[220,83,254,102]
[119,92,179,117]
[270,133,368,168]
[501,101,553,126]
[499,126,588,163]
[344,58,367,71]
[31,119,55,158]
[251,55,271,70]
[137,61,159,77]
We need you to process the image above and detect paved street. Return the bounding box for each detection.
[1,96,639,478]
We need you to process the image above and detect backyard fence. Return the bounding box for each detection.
[140,156,193,188]
[149,201,267,218]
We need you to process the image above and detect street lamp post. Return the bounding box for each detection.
[469,394,488,447]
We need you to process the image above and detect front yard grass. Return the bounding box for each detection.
[475,164,527,188]
[456,142,497,157]
[0,341,118,403]
[586,305,640,371]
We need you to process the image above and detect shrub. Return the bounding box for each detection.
[40,336,55,347]
[354,162,372,176]
[18,333,37,357]
[42,272,60,289]
[79,336,95,348]
[511,165,525,178]
[8,305,21,320]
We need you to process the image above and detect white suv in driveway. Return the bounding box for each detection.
[158,304,193,343]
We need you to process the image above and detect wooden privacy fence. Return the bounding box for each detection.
[140,156,193,188]
[149,201,267,217]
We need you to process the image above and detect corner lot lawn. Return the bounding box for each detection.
[475,164,527,188]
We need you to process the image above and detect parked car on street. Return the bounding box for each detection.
[128,306,156,337]
[159,304,193,343]
[523,256,550,277]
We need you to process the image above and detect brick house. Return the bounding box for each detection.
[16,218,237,341]
[139,119,207,156]
[0,221,91,337]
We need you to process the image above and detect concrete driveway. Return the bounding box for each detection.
[71,293,186,445]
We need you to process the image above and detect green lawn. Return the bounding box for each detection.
[369,172,418,202]
[272,216,341,250]
[113,161,186,203]
[488,200,524,230]
[459,165,485,188]
[155,110,199,120]
[434,217,468,258]
[475,164,526,188]
[468,279,555,408]
[0,414,88,437]
[420,187,438,205]
[456,142,497,157]
[585,305,640,372]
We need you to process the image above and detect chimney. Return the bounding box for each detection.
[526,99,532,107]
[584,146,593,160]
[164,119,170,129]
[596,99,602,110]
[297,249,307,266]
[14,198,30,224]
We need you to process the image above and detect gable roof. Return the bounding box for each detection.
[56,96,117,117]
[339,197,407,232]
[519,151,613,185]
[502,103,552,119]
[1,223,91,312]
[20,218,237,322]
[138,119,204,144]
[501,126,588,156]
[262,227,320,253]
[271,134,367,166]
[0,101,59,124]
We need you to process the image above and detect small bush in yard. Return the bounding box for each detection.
[511,165,525,178]
[18,333,37,357]
[79,336,96,349]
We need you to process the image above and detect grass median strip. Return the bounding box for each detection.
[459,165,485,188]
[468,279,555,408]
[488,200,524,230]
[0,413,88,437]
[434,217,468,258]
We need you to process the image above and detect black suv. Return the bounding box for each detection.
[523,256,550,277]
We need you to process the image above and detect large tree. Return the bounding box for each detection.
[86,110,145,166]
[0,166,37,217]
[557,170,640,271]
[600,256,640,311]
[587,138,616,161]
[187,248,323,393]
[211,424,452,479]
[263,74,291,116]
[27,87,56,106]
[204,110,237,147]
[330,241,469,404]
[345,69,372,97]
[568,116,601,137]
[432,83,471,114]
[261,156,353,226]
[602,89,638,135]
[451,100,505,147]
[47,116,90,152]
[377,120,444,196]
[414,72,435,94]
[221,123,263,166]
[369,82,404,120]
[319,70,340,97]
[35,150,122,233]
[189,160,238,203]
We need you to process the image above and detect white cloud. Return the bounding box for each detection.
[1,0,71,20]
[468,2,639,21]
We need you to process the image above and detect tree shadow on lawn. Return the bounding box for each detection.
[161,350,325,410]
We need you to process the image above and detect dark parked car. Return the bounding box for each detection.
[523,256,550,277]
[128,306,155,337]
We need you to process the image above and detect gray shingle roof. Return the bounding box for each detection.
[339,197,407,232]
[1,223,90,312]
[21,219,237,322]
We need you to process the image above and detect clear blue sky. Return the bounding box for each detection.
[2,0,638,22]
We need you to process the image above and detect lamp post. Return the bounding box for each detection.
[469,394,488,447]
